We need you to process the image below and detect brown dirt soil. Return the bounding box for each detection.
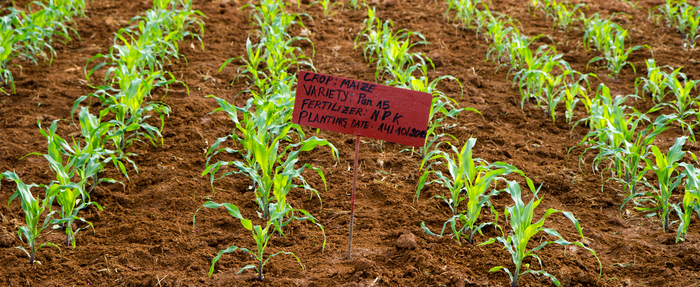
[1,0,700,286]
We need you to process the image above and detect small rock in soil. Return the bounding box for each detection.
[508,96,518,106]
[539,36,553,44]
[396,233,418,249]
[354,258,375,272]
[468,73,483,88]
[502,150,512,158]
[607,216,626,227]
[466,86,478,96]
[598,197,614,207]
[472,97,485,104]
[428,51,445,67]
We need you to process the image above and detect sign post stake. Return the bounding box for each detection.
[347,134,360,259]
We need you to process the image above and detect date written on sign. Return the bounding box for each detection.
[292,71,432,147]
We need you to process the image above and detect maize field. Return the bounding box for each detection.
[0,0,699,286]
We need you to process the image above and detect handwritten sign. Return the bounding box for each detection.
[293,71,432,147]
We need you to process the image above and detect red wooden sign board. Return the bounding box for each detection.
[293,71,432,147]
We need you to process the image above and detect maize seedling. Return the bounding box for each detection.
[480,179,601,287]
[1,172,61,264]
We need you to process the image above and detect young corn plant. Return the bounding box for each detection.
[221,2,313,92]
[572,84,672,203]
[135,2,205,52]
[484,15,519,67]
[311,0,343,17]
[73,107,129,184]
[99,0,205,77]
[0,0,89,94]
[634,59,683,103]
[356,12,428,67]
[639,137,688,232]
[258,24,314,86]
[417,138,524,245]
[548,1,586,31]
[30,120,106,247]
[519,67,577,122]
[622,0,640,12]
[575,84,633,135]
[347,0,365,10]
[202,97,337,221]
[471,5,497,38]
[445,0,485,31]
[480,179,601,287]
[86,28,164,82]
[0,13,21,94]
[220,38,266,90]
[1,171,61,264]
[587,29,649,82]
[529,0,556,17]
[83,69,175,156]
[653,76,700,142]
[499,31,544,73]
[562,81,587,124]
[606,116,672,210]
[581,13,621,52]
[407,82,468,159]
[193,208,304,280]
[675,160,700,242]
[512,48,573,120]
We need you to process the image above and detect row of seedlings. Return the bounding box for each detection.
[0,0,205,264]
[530,0,700,141]
[429,1,607,286]
[528,0,700,241]
[449,1,700,283]
[1,0,88,94]
[351,4,601,286]
[651,0,700,49]
[572,86,700,241]
[79,0,205,172]
[523,0,700,143]
[445,0,593,124]
[196,0,336,281]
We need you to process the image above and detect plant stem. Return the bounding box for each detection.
[89,174,98,194]
[664,210,670,231]
[61,223,70,247]
[263,196,269,219]
[30,244,35,265]
[625,167,631,193]
[258,258,264,281]
[512,264,521,287]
